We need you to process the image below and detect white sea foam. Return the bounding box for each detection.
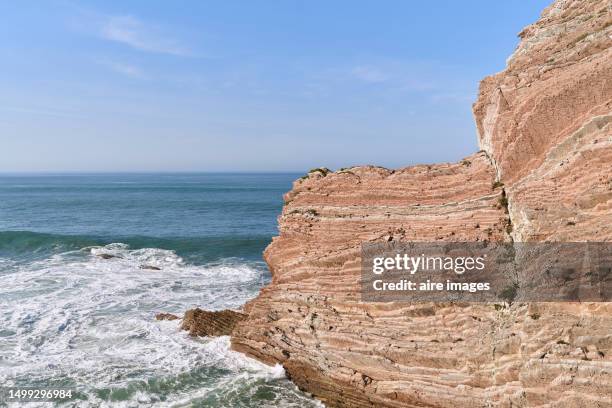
[0,244,321,407]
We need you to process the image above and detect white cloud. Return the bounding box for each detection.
[100,15,191,56]
[96,58,147,79]
[350,66,389,83]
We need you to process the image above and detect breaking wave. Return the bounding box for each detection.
[0,241,321,407]
[0,231,272,265]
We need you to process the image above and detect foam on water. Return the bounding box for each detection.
[0,244,321,407]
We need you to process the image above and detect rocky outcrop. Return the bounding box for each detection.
[231,157,517,407]
[230,1,612,407]
[473,0,612,241]
[181,308,247,337]
[155,313,180,321]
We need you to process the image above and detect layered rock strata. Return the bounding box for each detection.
[228,1,611,407]
[473,0,612,241]
[181,308,247,337]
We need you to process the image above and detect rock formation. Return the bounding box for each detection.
[181,308,247,337]
[155,313,180,321]
[228,1,611,407]
[473,0,612,242]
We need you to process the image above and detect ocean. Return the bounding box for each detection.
[0,173,321,407]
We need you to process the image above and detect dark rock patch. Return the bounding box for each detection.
[97,253,118,260]
[181,308,248,337]
[140,265,161,270]
[155,313,180,321]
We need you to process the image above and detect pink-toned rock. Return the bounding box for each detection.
[473,0,612,241]
[230,1,612,407]
[231,155,515,407]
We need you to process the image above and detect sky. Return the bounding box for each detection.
[0,1,551,172]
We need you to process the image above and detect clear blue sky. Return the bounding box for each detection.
[0,1,550,172]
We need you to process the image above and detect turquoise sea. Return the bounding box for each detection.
[0,174,320,407]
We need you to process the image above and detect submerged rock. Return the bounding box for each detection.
[155,313,179,321]
[96,253,117,260]
[181,308,247,337]
[140,265,161,270]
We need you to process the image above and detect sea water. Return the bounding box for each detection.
[0,173,321,407]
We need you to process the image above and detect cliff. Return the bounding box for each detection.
[473,0,612,242]
[230,1,612,407]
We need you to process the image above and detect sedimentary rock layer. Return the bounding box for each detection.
[231,1,612,406]
[473,0,612,241]
[181,308,247,337]
[232,156,517,407]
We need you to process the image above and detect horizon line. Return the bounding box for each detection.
[0,170,308,175]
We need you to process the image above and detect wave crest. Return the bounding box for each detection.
[0,235,321,406]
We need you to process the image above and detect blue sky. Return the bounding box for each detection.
[0,1,550,172]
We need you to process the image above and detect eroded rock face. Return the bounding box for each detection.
[181,308,247,337]
[232,156,517,407]
[231,1,612,406]
[473,0,612,241]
